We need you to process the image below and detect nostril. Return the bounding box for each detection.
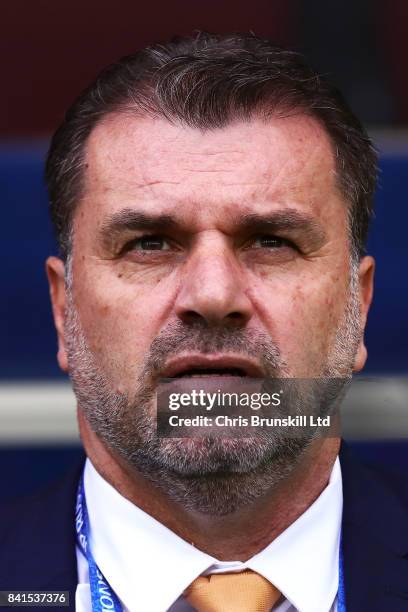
[223,311,249,327]
[228,312,244,320]
[180,310,205,324]
[178,309,248,327]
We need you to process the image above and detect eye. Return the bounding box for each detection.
[251,235,294,249]
[127,235,171,252]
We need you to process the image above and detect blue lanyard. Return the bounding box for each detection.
[75,474,346,612]
[76,476,123,612]
[337,532,346,612]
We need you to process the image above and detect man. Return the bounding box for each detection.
[1,32,407,612]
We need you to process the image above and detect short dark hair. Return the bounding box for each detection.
[45,32,378,261]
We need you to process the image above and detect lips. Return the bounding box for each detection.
[174,367,246,378]
[161,354,264,379]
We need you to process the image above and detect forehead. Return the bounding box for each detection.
[79,112,343,228]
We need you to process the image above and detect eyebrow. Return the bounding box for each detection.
[99,209,179,250]
[238,211,326,242]
[98,207,326,250]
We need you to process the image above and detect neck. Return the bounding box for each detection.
[78,409,340,561]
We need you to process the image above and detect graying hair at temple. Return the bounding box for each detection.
[45,31,378,262]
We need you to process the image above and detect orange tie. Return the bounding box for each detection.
[184,570,282,612]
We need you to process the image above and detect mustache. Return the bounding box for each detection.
[142,320,286,378]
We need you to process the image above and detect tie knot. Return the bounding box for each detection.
[184,569,281,612]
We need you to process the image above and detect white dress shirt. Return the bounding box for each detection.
[76,457,342,612]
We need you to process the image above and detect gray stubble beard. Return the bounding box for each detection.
[65,259,362,515]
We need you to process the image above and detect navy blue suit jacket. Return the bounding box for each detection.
[0,441,407,611]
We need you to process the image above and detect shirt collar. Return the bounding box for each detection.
[84,456,342,612]
[247,457,342,612]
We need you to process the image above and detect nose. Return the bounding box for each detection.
[174,238,254,327]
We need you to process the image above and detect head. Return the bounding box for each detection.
[46,33,376,514]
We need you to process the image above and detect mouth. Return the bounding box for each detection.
[162,355,264,379]
[174,367,247,378]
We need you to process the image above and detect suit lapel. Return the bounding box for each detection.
[340,442,408,611]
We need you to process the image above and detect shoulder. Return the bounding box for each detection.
[340,440,408,553]
[0,457,84,538]
[339,442,408,609]
[0,456,84,592]
[340,440,408,505]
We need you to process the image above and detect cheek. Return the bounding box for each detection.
[247,270,348,372]
[74,273,176,379]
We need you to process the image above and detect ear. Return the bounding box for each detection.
[46,256,69,373]
[353,255,375,372]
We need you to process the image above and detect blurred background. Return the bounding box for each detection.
[1,0,407,499]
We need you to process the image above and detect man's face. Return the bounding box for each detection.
[48,113,374,512]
